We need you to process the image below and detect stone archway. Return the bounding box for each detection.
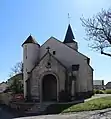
[42,74,57,102]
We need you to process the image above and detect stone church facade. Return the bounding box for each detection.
[22,24,93,102]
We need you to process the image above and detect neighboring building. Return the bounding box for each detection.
[22,24,93,102]
[0,82,8,93]
[105,82,111,89]
[93,80,104,90]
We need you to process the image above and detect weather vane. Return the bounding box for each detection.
[68,13,71,24]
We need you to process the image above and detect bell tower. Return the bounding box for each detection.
[22,35,40,98]
[63,24,78,51]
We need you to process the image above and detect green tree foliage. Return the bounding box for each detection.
[10,77,23,94]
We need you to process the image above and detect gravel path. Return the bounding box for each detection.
[85,94,111,101]
[16,108,111,119]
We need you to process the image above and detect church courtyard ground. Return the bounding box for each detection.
[1,94,111,119]
[15,94,111,119]
[41,94,111,115]
[15,108,111,119]
[15,95,111,119]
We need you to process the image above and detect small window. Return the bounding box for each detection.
[53,51,56,55]
[72,64,79,71]
[24,45,27,59]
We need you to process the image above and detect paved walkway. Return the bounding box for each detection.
[15,108,111,119]
[85,94,111,101]
[0,105,15,119]
[0,105,22,119]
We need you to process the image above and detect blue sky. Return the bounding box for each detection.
[0,0,111,84]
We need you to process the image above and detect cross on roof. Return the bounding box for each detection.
[46,46,50,52]
[68,13,71,24]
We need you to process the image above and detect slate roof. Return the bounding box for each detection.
[22,35,39,46]
[63,24,75,43]
[106,82,111,86]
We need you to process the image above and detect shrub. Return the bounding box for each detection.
[99,90,104,94]
[94,89,104,94]
[95,90,100,94]
[105,89,111,94]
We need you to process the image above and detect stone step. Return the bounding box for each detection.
[25,102,54,114]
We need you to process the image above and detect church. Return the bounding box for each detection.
[22,24,93,102]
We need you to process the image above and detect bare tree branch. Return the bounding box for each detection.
[81,8,111,57]
[101,50,111,57]
[10,61,23,77]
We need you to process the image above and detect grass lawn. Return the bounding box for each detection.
[62,96,111,113]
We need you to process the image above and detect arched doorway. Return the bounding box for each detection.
[42,74,57,101]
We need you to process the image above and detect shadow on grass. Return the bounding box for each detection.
[43,100,84,115]
[0,100,84,118]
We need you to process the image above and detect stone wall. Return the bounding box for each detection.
[40,37,93,93]
[30,53,66,102]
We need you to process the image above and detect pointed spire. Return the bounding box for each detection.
[22,35,39,46]
[63,24,75,43]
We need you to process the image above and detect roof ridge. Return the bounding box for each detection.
[40,37,88,58]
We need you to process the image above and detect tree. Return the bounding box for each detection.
[10,77,23,94]
[9,61,23,77]
[81,8,111,57]
[8,61,23,94]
